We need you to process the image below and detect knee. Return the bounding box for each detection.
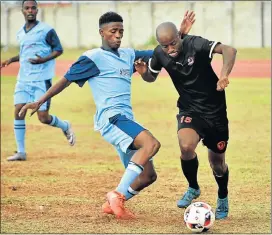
[15,106,25,120]
[145,138,161,157]
[153,139,161,153]
[180,142,195,155]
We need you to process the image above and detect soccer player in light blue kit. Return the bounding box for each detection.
[19,11,194,219]
[1,0,75,161]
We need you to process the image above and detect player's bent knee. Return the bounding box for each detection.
[150,139,161,155]
[143,139,161,158]
[15,105,26,119]
[180,143,195,155]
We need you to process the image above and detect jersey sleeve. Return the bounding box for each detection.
[192,36,221,59]
[133,50,153,73]
[64,56,100,87]
[148,49,163,74]
[134,50,153,63]
[45,29,63,52]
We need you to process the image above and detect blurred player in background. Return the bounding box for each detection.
[18,11,195,219]
[0,0,75,161]
[135,21,237,220]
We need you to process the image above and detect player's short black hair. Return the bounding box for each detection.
[99,12,123,28]
[22,0,37,7]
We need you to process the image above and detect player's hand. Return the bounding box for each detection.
[19,101,42,117]
[28,54,46,64]
[217,77,229,91]
[0,59,12,68]
[180,10,196,36]
[134,58,148,76]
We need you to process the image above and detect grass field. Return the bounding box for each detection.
[1,47,271,61]
[1,74,271,233]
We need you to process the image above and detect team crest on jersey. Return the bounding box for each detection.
[187,56,195,66]
[120,68,130,77]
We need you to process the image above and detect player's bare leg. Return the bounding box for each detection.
[107,130,160,219]
[177,128,201,208]
[208,149,229,219]
[7,104,27,161]
[130,160,157,191]
[37,110,76,146]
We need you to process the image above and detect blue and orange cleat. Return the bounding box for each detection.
[177,187,201,208]
[215,197,229,220]
[106,191,135,219]
[102,201,114,215]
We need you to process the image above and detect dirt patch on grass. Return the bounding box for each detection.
[1,150,271,233]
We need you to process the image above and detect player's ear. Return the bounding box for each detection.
[99,28,104,37]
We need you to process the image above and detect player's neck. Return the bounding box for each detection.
[101,43,120,57]
[101,42,118,52]
[25,20,38,30]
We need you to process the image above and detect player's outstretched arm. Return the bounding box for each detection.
[0,55,19,68]
[19,77,71,117]
[213,44,237,91]
[179,10,196,37]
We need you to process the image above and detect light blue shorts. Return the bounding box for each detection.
[100,114,146,167]
[14,80,52,111]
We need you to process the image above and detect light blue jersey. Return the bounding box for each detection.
[16,21,63,81]
[64,47,153,131]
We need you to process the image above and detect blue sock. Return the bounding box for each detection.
[49,115,68,132]
[125,186,140,200]
[116,161,144,200]
[14,120,26,153]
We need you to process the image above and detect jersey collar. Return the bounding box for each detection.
[24,20,39,33]
[100,46,120,57]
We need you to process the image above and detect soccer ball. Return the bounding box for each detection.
[184,202,215,233]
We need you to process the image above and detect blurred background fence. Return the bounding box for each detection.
[1,1,271,49]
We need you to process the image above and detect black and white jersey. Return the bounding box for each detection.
[149,35,227,117]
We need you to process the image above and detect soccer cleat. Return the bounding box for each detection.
[7,152,27,161]
[63,121,76,146]
[177,187,201,208]
[215,197,229,220]
[106,191,135,219]
[102,201,114,215]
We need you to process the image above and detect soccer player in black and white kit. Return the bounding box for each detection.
[134,22,237,220]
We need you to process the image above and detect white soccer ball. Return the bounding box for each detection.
[184,202,215,233]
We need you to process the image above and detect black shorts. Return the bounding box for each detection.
[176,111,229,153]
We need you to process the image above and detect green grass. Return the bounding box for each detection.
[1,47,271,61]
[1,75,271,233]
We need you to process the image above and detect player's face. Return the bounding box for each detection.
[22,1,38,22]
[100,22,124,50]
[158,33,182,58]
